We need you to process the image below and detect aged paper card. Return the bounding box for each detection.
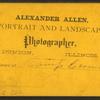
[0,3,100,96]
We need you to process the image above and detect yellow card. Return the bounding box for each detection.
[0,3,100,96]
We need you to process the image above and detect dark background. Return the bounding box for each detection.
[0,0,100,2]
